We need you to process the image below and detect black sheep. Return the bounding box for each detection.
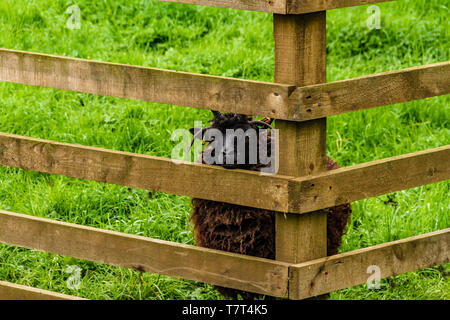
[189,111,351,299]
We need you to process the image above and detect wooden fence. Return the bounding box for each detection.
[0,0,449,300]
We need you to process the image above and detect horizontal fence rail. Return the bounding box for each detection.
[160,0,287,13]
[290,145,450,213]
[284,0,394,14]
[0,48,293,121]
[0,210,447,299]
[158,0,394,14]
[0,281,85,300]
[1,49,448,122]
[0,210,290,297]
[289,228,450,299]
[0,132,293,213]
[290,61,450,121]
[0,132,448,214]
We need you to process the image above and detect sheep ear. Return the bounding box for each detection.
[211,110,222,119]
[187,128,204,153]
[186,127,213,153]
[249,120,274,131]
[189,127,212,139]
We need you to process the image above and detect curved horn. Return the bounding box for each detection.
[211,110,222,119]
[249,120,274,131]
[186,126,213,153]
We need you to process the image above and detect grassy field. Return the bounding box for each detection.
[0,0,449,300]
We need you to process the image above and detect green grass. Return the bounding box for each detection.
[0,0,449,300]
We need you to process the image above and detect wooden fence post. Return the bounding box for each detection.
[273,12,328,264]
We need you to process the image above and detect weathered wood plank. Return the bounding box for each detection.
[273,12,328,264]
[286,0,394,14]
[0,48,293,120]
[289,229,450,299]
[0,210,290,297]
[290,61,450,121]
[157,0,394,14]
[0,133,448,215]
[289,145,450,213]
[159,0,287,13]
[0,132,292,213]
[0,281,86,300]
[1,49,448,122]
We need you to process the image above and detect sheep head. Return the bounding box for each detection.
[189,111,275,172]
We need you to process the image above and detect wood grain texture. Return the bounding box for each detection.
[158,0,287,13]
[276,212,327,263]
[1,49,448,122]
[0,133,447,215]
[289,61,450,121]
[289,228,450,299]
[0,132,292,213]
[273,12,328,264]
[0,48,292,120]
[289,145,450,213]
[0,210,290,297]
[0,281,86,300]
[157,0,394,14]
[286,0,394,14]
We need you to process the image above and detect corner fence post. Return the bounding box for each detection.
[273,13,328,268]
